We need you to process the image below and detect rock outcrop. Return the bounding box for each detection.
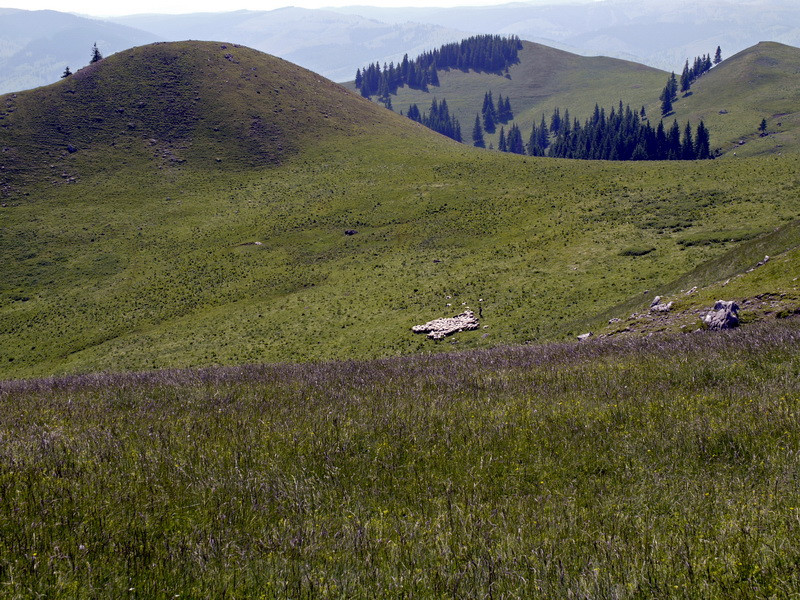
[702,300,740,330]
[412,310,479,340]
[650,301,674,313]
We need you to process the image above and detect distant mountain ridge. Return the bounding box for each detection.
[0,8,159,94]
[3,0,800,93]
[331,0,800,72]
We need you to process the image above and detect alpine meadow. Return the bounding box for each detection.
[2,33,800,599]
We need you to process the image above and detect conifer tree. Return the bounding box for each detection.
[482,91,497,133]
[680,60,691,93]
[90,42,102,63]
[527,123,539,156]
[714,46,722,64]
[667,120,681,159]
[428,64,440,86]
[695,120,711,159]
[507,124,525,154]
[496,93,506,123]
[538,114,549,150]
[472,114,485,148]
[503,96,513,121]
[681,122,695,159]
[355,68,362,88]
[61,66,72,78]
[661,95,673,116]
[498,127,507,152]
[550,107,561,133]
[759,118,768,135]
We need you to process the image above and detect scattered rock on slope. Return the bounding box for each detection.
[650,300,674,313]
[412,310,479,340]
[703,300,740,330]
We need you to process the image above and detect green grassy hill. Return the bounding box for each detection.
[666,42,800,157]
[0,40,405,193]
[2,41,800,380]
[359,39,800,158]
[361,40,668,148]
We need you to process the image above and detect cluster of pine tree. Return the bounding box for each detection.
[680,47,721,92]
[480,91,513,133]
[524,102,712,160]
[497,124,525,153]
[355,35,522,98]
[406,98,462,142]
[662,46,722,114]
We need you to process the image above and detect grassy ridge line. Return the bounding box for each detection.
[670,41,800,157]
[2,319,800,597]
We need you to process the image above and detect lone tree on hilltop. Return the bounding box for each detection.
[714,46,722,65]
[90,43,103,63]
[61,66,72,78]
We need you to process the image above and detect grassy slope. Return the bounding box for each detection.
[2,41,800,379]
[668,42,800,157]
[2,319,800,597]
[365,39,800,158]
[372,40,668,148]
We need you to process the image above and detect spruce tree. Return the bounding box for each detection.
[472,114,485,148]
[498,127,507,152]
[714,46,722,65]
[482,91,497,133]
[759,118,768,135]
[695,121,711,159]
[90,42,102,64]
[528,124,539,156]
[667,120,681,159]
[61,66,72,78]
[508,124,525,154]
[496,93,507,123]
[661,95,673,116]
[503,97,513,121]
[681,122,695,159]
[550,107,561,133]
[537,114,549,150]
[680,60,691,93]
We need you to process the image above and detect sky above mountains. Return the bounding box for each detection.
[4,0,595,17]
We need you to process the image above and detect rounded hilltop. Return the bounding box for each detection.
[0,40,421,190]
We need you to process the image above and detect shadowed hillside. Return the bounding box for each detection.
[0,40,407,196]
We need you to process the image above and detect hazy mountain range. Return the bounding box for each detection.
[1,0,800,93]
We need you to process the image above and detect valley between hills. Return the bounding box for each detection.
[1,37,800,597]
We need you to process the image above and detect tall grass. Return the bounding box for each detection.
[2,320,800,597]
